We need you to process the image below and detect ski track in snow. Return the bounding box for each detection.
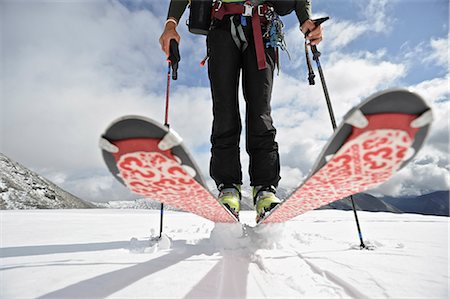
[0,209,448,299]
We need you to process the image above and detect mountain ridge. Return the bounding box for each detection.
[318,191,449,216]
[0,153,95,209]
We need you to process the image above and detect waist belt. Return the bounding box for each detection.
[211,2,272,70]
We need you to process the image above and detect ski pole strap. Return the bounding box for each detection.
[165,63,171,127]
[305,41,315,85]
[159,203,164,239]
[304,17,329,85]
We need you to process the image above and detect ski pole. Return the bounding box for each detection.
[306,17,367,250]
[158,39,180,239]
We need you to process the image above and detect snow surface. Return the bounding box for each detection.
[0,209,448,299]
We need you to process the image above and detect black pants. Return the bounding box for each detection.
[207,17,281,188]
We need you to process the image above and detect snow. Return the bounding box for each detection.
[0,209,448,299]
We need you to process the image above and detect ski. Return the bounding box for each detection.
[258,88,433,225]
[99,115,238,223]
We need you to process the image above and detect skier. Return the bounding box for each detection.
[159,0,323,221]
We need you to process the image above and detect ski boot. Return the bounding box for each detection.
[253,185,281,223]
[218,184,241,220]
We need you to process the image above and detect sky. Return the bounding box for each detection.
[1,0,449,202]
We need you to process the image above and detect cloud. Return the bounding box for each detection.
[300,0,392,51]
[323,19,368,50]
[44,172,68,185]
[0,1,171,201]
[165,86,213,149]
[1,1,167,169]
[370,144,450,197]
[362,0,391,33]
[283,0,394,75]
[63,172,136,202]
[279,166,305,190]
[424,35,449,68]
[401,34,449,74]
[411,76,449,106]
[411,76,449,155]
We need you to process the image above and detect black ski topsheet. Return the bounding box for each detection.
[310,88,431,177]
[101,115,207,188]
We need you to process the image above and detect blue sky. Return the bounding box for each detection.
[1,0,448,202]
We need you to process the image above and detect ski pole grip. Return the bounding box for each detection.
[304,17,329,37]
[313,16,329,27]
[304,17,329,61]
[168,39,180,80]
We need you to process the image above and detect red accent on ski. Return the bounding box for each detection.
[112,138,173,161]
[347,114,419,142]
[111,138,237,223]
[260,113,420,224]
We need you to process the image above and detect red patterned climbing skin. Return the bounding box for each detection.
[261,129,413,224]
[112,138,236,223]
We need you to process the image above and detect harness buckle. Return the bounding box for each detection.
[257,5,264,16]
[242,3,253,17]
[215,1,222,12]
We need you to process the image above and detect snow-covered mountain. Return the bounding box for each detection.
[319,193,402,213]
[382,191,450,216]
[0,153,95,209]
[320,191,449,216]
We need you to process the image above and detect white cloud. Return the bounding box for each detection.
[282,0,395,83]
[313,0,391,51]
[325,54,406,110]
[410,76,449,153]
[166,86,213,149]
[0,1,171,201]
[43,172,68,185]
[402,34,449,72]
[411,76,449,104]
[1,1,166,169]
[324,19,368,50]
[279,166,305,190]
[424,36,449,67]
[363,0,391,33]
[63,173,136,202]
[370,150,450,196]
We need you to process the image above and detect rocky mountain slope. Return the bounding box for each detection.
[0,153,95,209]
